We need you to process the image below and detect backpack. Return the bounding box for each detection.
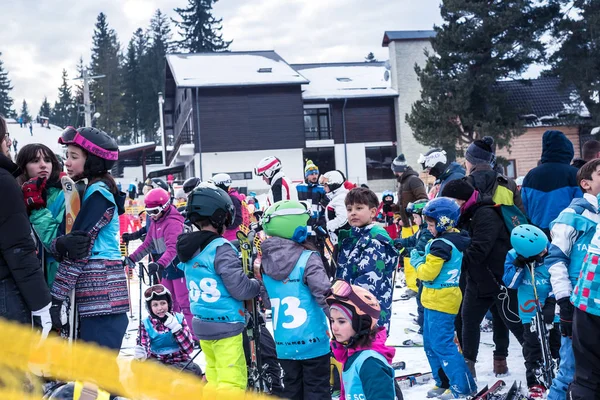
[492,184,528,232]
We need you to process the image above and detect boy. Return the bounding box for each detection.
[411,197,475,399]
[176,186,260,392]
[546,159,600,400]
[336,187,398,333]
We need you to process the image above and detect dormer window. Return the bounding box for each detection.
[336,77,352,82]
[258,68,272,73]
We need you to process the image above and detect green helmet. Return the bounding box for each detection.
[406,199,428,216]
[262,200,310,242]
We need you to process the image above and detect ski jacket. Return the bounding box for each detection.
[396,166,427,226]
[465,164,525,214]
[503,249,553,324]
[0,154,51,313]
[83,183,121,260]
[261,238,330,360]
[296,182,327,226]
[223,188,244,241]
[331,327,396,400]
[176,230,260,340]
[522,130,582,233]
[337,224,398,332]
[266,170,296,207]
[572,217,600,315]
[547,193,600,301]
[138,312,195,364]
[376,201,395,226]
[413,230,470,315]
[395,224,434,254]
[130,205,185,280]
[436,162,466,196]
[325,185,349,244]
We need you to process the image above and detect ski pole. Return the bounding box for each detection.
[179,348,203,373]
[122,241,134,319]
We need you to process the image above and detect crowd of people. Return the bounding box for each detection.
[2,111,600,400]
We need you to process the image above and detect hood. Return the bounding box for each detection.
[438,162,465,181]
[400,166,418,183]
[261,237,307,281]
[439,229,471,252]
[331,327,395,367]
[467,166,499,195]
[0,154,21,178]
[176,230,220,262]
[541,130,574,164]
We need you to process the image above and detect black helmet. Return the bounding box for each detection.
[187,186,235,230]
[183,177,201,195]
[150,178,169,192]
[59,126,119,175]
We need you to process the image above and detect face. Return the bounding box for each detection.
[465,160,474,174]
[426,218,438,237]
[26,150,53,180]
[262,175,269,184]
[581,165,600,196]
[330,308,355,343]
[307,172,319,184]
[1,135,11,159]
[149,209,165,221]
[151,299,169,318]
[347,203,377,227]
[413,214,423,226]
[64,145,86,178]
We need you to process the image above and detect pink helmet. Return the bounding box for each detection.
[145,188,170,215]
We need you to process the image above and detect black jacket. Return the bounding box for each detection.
[0,154,51,311]
[465,164,525,214]
[458,194,510,297]
[396,166,427,226]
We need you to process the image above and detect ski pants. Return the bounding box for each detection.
[568,308,600,400]
[279,353,331,400]
[201,333,247,392]
[416,280,424,332]
[424,308,476,396]
[460,283,524,363]
[161,277,195,340]
[522,322,561,387]
[548,336,575,400]
[79,312,128,351]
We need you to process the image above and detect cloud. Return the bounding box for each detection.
[0,0,442,118]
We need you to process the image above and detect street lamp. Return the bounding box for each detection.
[158,92,166,167]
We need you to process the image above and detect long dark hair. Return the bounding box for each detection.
[16,143,62,185]
[88,173,119,196]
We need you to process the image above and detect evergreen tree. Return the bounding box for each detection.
[406,0,559,152]
[38,96,51,119]
[174,0,232,52]
[72,57,85,127]
[123,28,146,143]
[89,13,125,139]
[0,52,14,117]
[20,99,32,122]
[365,52,378,62]
[51,69,75,128]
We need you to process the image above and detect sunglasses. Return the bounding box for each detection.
[328,280,380,319]
[144,284,169,301]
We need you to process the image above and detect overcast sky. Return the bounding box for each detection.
[0,0,444,116]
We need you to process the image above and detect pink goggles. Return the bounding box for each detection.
[59,126,119,161]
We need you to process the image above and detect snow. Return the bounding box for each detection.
[166,52,309,88]
[118,142,156,152]
[294,64,398,100]
[5,119,66,156]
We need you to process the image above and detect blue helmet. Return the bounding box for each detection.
[510,224,547,258]
[422,197,460,233]
[382,190,395,201]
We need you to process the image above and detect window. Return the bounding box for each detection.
[502,159,516,179]
[365,146,396,180]
[213,172,253,181]
[304,108,331,140]
[303,148,335,175]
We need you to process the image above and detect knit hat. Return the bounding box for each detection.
[304,159,319,177]
[330,303,353,322]
[391,154,408,173]
[440,178,475,201]
[465,136,495,166]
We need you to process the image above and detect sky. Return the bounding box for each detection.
[0,0,444,115]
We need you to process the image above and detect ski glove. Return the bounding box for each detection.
[49,298,68,331]
[55,231,91,260]
[163,312,182,333]
[393,239,407,256]
[513,254,545,268]
[31,303,53,341]
[22,177,47,213]
[133,345,147,361]
[122,233,133,243]
[123,257,135,268]
[557,298,574,338]
[410,249,425,268]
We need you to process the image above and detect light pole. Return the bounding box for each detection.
[158,92,167,167]
[74,69,105,127]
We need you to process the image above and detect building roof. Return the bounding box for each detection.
[291,62,398,100]
[382,30,436,47]
[166,51,309,88]
[497,76,590,126]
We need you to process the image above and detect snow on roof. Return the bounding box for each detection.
[292,62,398,100]
[382,30,436,46]
[118,142,156,152]
[166,51,309,88]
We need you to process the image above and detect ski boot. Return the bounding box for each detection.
[528,384,546,398]
[426,385,447,398]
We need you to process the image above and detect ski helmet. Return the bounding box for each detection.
[406,199,428,216]
[391,154,408,173]
[320,170,346,192]
[187,186,235,230]
[382,190,395,202]
[58,126,119,175]
[145,188,170,215]
[326,280,381,335]
[422,197,460,233]
[417,149,447,177]
[144,284,173,318]
[254,156,282,179]
[262,200,310,242]
[143,177,169,195]
[211,173,232,191]
[510,224,548,259]
[183,177,201,195]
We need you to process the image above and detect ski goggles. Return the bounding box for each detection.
[59,126,119,161]
[144,284,170,301]
[146,203,169,216]
[261,205,310,224]
[327,280,380,320]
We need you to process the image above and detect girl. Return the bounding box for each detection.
[50,126,129,350]
[327,280,400,400]
[17,143,66,287]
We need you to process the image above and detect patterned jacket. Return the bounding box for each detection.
[573,216,600,316]
[137,314,195,364]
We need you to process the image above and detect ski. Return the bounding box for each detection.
[392,361,406,370]
[391,339,424,348]
[470,379,505,399]
[469,385,489,399]
[501,381,525,400]
[394,371,433,389]
[402,327,494,348]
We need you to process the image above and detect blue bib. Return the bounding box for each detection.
[342,350,395,398]
[179,237,245,324]
[143,313,185,355]
[422,237,462,290]
[83,182,121,260]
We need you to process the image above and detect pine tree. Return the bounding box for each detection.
[174,0,232,52]
[123,28,146,143]
[38,96,51,119]
[365,52,377,62]
[0,52,14,117]
[406,0,559,152]
[50,69,75,128]
[20,99,32,123]
[72,57,85,127]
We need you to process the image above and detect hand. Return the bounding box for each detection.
[410,249,425,268]
[133,345,147,361]
[31,303,53,341]
[123,256,135,268]
[313,224,328,238]
[557,298,574,338]
[122,233,133,243]
[513,254,544,268]
[49,298,68,330]
[163,312,182,332]
[147,262,160,276]
[55,231,90,260]
[22,177,47,212]
[393,239,406,255]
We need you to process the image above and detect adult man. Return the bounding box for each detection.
[572,139,600,169]
[296,160,327,229]
[255,156,297,206]
[417,148,465,197]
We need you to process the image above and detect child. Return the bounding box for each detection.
[259,200,332,400]
[327,280,399,400]
[176,185,260,392]
[503,224,560,398]
[411,197,475,399]
[546,159,600,400]
[336,187,398,333]
[134,284,202,377]
[376,191,396,226]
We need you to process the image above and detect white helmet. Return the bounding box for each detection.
[417,149,447,170]
[255,156,282,179]
[320,170,346,192]
[210,173,232,191]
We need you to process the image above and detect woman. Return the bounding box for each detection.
[51,126,128,350]
[17,144,66,287]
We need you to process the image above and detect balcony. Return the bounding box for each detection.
[166,125,194,166]
[304,127,332,141]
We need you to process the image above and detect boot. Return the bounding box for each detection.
[493,356,508,376]
[465,359,476,380]
[426,386,447,398]
[528,384,546,398]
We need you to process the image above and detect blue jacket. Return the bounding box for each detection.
[522,130,582,232]
[437,162,466,195]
